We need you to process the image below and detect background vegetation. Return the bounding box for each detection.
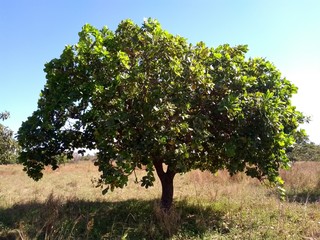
[288,141,320,162]
[0,112,19,164]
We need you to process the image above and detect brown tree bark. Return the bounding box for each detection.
[153,159,176,211]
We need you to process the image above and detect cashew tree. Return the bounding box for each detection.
[18,18,305,210]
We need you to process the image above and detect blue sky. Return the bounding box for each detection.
[1,0,320,143]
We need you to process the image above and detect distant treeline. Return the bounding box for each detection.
[2,142,320,165]
[288,142,320,162]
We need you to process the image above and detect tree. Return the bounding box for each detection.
[18,18,305,210]
[0,112,19,164]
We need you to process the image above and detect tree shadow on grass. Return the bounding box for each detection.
[0,195,228,240]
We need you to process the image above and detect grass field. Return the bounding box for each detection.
[0,161,319,239]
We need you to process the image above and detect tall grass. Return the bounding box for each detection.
[0,161,319,239]
[281,161,320,203]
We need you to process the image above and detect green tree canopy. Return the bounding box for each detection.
[18,18,305,210]
[0,112,19,164]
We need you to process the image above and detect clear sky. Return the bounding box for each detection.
[1,0,320,143]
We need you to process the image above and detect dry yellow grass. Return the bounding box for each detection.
[0,161,160,206]
[0,162,270,206]
[0,161,319,239]
[281,161,320,192]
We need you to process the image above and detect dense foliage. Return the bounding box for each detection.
[18,18,305,209]
[0,112,19,164]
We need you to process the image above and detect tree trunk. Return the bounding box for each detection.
[153,159,176,211]
[159,170,175,210]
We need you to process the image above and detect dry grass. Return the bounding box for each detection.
[0,162,102,205]
[0,162,161,206]
[0,161,319,239]
[281,161,320,203]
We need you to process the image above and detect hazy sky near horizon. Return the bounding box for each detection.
[1,0,320,143]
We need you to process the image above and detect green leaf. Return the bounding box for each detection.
[213,52,222,59]
[117,51,130,69]
[225,143,236,158]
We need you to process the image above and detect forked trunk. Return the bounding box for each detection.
[153,159,176,211]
